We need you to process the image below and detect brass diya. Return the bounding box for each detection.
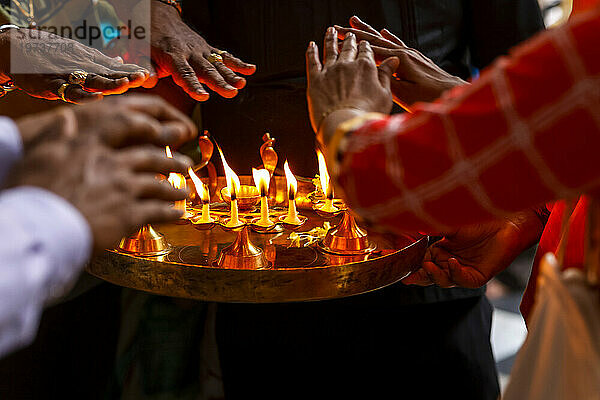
[117,224,171,256]
[319,211,376,255]
[216,226,269,269]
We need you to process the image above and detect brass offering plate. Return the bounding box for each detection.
[87,176,428,303]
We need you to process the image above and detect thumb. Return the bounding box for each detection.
[378,56,399,88]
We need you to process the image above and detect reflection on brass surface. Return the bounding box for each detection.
[117,224,171,256]
[90,176,428,303]
[249,218,282,234]
[320,211,376,255]
[278,214,308,230]
[216,226,269,270]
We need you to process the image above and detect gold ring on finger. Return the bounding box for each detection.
[68,70,88,85]
[206,53,224,64]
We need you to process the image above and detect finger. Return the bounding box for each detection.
[401,268,434,286]
[334,27,398,48]
[339,32,357,62]
[169,56,210,101]
[212,61,246,89]
[377,56,399,88]
[131,175,189,201]
[63,85,103,104]
[192,56,238,98]
[84,74,130,95]
[380,28,406,47]
[137,56,159,89]
[349,15,380,35]
[120,146,192,175]
[306,41,322,78]
[324,27,339,67]
[160,121,199,147]
[448,258,485,288]
[422,261,456,288]
[216,50,257,75]
[357,40,375,64]
[129,200,184,226]
[370,45,402,64]
[116,95,197,138]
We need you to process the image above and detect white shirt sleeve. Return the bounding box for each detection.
[0,117,22,184]
[0,186,92,358]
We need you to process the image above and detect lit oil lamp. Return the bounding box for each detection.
[217,146,260,211]
[250,168,278,233]
[313,150,342,217]
[279,161,307,229]
[218,147,245,229]
[189,167,216,230]
[166,146,193,221]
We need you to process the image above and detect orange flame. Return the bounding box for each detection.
[217,144,241,199]
[283,160,297,201]
[316,150,333,199]
[252,168,270,197]
[188,167,209,203]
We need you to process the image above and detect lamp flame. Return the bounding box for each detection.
[217,145,241,200]
[252,168,270,197]
[317,150,333,199]
[188,168,210,203]
[284,160,297,201]
[165,146,173,158]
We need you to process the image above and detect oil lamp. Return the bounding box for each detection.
[314,150,342,217]
[250,168,278,233]
[218,147,245,228]
[189,167,216,230]
[166,146,193,221]
[279,161,307,229]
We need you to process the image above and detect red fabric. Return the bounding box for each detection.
[335,7,600,318]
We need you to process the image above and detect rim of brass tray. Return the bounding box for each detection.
[87,235,428,303]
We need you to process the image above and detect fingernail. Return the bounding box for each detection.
[347,32,354,39]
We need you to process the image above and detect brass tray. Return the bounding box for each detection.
[87,176,427,303]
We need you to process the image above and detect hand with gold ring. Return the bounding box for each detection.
[133,1,256,101]
[0,28,150,103]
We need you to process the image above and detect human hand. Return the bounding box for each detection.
[402,211,544,288]
[0,28,149,103]
[15,95,197,152]
[138,1,256,101]
[6,133,192,252]
[335,16,467,110]
[306,27,398,134]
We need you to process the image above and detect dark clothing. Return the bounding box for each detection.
[218,295,499,400]
[180,2,544,399]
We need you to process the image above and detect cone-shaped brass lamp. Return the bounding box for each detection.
[217,226,269,269]
[321,211,376,255]
[117,225,171,256]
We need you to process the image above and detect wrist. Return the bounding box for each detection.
[509,209,546,251]
[318,108,366,145]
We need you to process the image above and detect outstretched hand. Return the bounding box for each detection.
[306,27,398,136]
[335,16,467,110]
[139,1,256,101]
